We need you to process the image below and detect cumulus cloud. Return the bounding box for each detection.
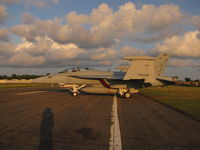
[119,46,146,57]
[11,17,63,42]
[11,2,185,49]
[0,28,9,42]
[0,0,19,4]
[14,36,88,66]
[0,0,60,8]
[191,16,200,31]
[169,58,200,67]
[0,34,144,67]
[8,52,45,67]
[153,31,200,58]
[90,48,117,61]
[66,11,89,26]
[21,13,36,24]
[24,0,60,9]
[11,24,40,42]
[0,41,15,57]
[1,2,198,68]
[0,36,91,67]
[0,5,7,24]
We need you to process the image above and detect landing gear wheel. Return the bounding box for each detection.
[124,92,131,98]
[72,92,78,97]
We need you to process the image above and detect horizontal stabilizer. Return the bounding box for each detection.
[122,56,155,61]
[156,76,177,83]
[116,66,129,72]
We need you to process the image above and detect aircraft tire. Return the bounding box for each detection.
[72,92,78,97]
[124,92,131,98]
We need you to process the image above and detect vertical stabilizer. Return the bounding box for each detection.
[123,56,155,80]
[155,53,170,76]
[122,53,170,80]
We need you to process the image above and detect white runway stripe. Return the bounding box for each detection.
[17,91,46,95]
[109,95,122,150]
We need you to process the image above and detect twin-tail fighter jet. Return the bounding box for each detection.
[32,53,176,98]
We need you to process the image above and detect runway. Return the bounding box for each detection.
[0,87,200,150]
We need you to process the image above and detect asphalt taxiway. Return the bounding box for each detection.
[0,87,200,150]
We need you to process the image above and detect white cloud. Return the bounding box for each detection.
[191,16,200,31]
[90,48,116,60]
[15,36,87,59]
[66,11,89,26]
[0,0,60,8]
[24,0,60,9]
[153,31,200,58]
[119,46,146,57]
[8,52,45,67]
[11,2,185,49]
[0,36,91,67]
[21,13,36,24]
[0,5,7,24]
[1,2,198,68]
[0,0,19,4]
[169,58,200,67]
[0,28,9,42]
[0,35,141,67]
[0,41,15,57]
[11,24,40,42]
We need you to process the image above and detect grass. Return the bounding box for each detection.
[0,83,51,88]
[139,86,200,121]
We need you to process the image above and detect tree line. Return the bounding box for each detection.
[0,74,42,80]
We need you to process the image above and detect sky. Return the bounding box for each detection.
[0,0,200,80]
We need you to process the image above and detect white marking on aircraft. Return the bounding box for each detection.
[17,91,46,95]
[109,95,122,150]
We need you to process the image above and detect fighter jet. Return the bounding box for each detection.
[32,53,176,98]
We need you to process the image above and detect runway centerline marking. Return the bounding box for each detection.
[109,95,122,150]
[17,91,46,95]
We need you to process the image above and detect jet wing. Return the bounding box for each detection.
[70,72,127,80]
[156,76,177,84]
[69,75,123,79]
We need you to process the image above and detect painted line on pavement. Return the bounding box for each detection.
[17,91,46,95]
[109,95,122,150]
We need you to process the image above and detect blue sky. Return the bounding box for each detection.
[0,0,200,79]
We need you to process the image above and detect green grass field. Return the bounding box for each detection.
[0,83,51,88]
[139,86,200,121]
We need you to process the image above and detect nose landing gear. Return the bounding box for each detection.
[61,84,86,97]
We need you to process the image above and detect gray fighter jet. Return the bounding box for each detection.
[32,53,176,98]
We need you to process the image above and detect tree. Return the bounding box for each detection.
[174,76,179,79]
[11,74,17,79]
[185,77,191,82]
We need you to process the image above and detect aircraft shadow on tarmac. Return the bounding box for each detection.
[39,108,54,150]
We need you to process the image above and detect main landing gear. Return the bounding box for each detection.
[72,92,78,97]
[124,92,131,98]
[117,88,131,98]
